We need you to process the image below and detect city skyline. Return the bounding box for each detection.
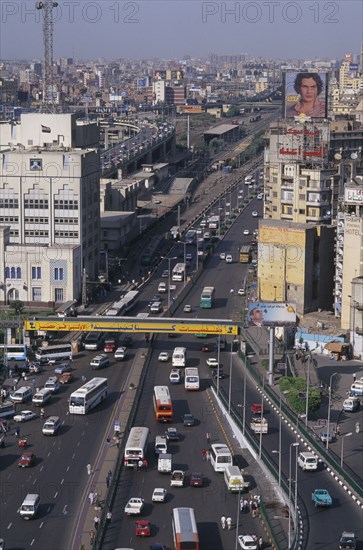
[1,0,362,61]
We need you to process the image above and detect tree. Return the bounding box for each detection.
[279,376,321,414]
[10,300,24,314]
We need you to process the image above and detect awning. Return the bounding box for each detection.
[324,342,349,353]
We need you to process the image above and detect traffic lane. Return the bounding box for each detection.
[107,348,266,550]
[224,362,363,549]
[2,352,132,549]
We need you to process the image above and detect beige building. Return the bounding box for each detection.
[0,113,100,306]
[258,220,335,315]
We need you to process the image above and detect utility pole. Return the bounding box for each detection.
[82,268,87,306]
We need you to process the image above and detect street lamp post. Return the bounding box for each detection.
[305,352,311,427]
[182,242,187,287]
[216,335,221,396]
[340,432,353,467]
[228,340,233,414]
[326,372,338,451]
[161,256,177,310]
[272,449,281,488]
[288,442,299,548]
[234,488,241,550]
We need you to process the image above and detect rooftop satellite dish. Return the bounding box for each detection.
[350,152,358,160]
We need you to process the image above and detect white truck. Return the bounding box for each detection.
[170,470,185,487]
[124,497,144,516]
[158,453,172,473]
[250,417,268,434]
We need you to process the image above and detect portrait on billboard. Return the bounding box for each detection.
[284,71,327,119]
[247,303,297,327]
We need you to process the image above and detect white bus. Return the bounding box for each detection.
[184,368,199,390]
[210,443,233,472]
[0,344,27,361]
[0,401,15,419]
[172,508,199,550]
[124,426,149,468]
[69,377,108,414]
[35,344,72,364]
[172,263,186,282]
[118,290,139,314]
[172,347,186,368]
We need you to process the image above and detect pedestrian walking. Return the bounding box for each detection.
[106,510,112,524]
[226,517,232,530]
[206,432,211,443]
[353,373,356,382]
[106,435,111,447]
[15,426,20,438]
[143,458,148,471]
[90,529,96,544]
[221,516,226,530]
[206,450,210,461]
[94,516,100,530]
[138,459,143,471]
[240,497,244,512]
[201,449,207,461]
[244,499,249,513]
[258,536,263,549]
[106,474,111,489]
[88,491,95,505]
[87,463,92,475]
[108,469,112,482]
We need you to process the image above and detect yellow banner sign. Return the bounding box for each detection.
[24,319,239,336]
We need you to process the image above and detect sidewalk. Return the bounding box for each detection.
[70,347,149,550]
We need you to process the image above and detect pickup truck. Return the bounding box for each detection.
[170,470,185,487]
[250,417,268,434]
[158,453,172,473]
[311,489,332,508]
[124,497,144,516]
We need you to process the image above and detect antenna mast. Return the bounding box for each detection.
[36,0,58,112]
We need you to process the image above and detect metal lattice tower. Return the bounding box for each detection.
[35,1,58,111]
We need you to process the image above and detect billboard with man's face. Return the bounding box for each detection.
[248,302,297,327]
[284,71,328,119]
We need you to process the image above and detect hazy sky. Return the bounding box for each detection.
[1,0,362,61]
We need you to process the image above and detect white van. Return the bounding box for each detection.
[44,377,60,393]
[19,493,40,519]
[10,386,33,404]
[297,451,318,471]
[350,382,363,396]
[172,347,186,367]
[32,388,52,406]
[42,416,61,436]
[154,435,168,455]
[224,465,250,492]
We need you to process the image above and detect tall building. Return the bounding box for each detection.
[0,113,100,306]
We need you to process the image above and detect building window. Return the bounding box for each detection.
[32,267,41,279]
[54,267,64,281]
[16,267,21,279]
[32,287,42,301]
[10,267,15,278]
[5,267,10,278]
[55,288,64,302]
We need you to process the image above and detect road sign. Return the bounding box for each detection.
[318,419,327,427]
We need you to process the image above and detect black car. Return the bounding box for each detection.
[165,427,179,441]
[120,335,133,348]
[182,413,195,427]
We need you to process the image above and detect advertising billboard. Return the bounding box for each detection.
[284,71,328,119]
[247,302,297,327]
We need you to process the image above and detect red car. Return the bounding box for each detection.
[201,343,214,352]
[103,341,116,353]
[251,404,263,414]
[18,452,35,468]
[190,472,203,487]
[135,520,151,537]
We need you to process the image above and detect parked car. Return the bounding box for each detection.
[243,229,250,235]
[319,431,335,444]
[183,304,192,313]
[252,211,258,217]
[190,472,203,487]
[158,352,169,362]
[182,413,195,426]
[238,288,245,296]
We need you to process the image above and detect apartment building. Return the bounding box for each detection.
[0,113,100,306]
